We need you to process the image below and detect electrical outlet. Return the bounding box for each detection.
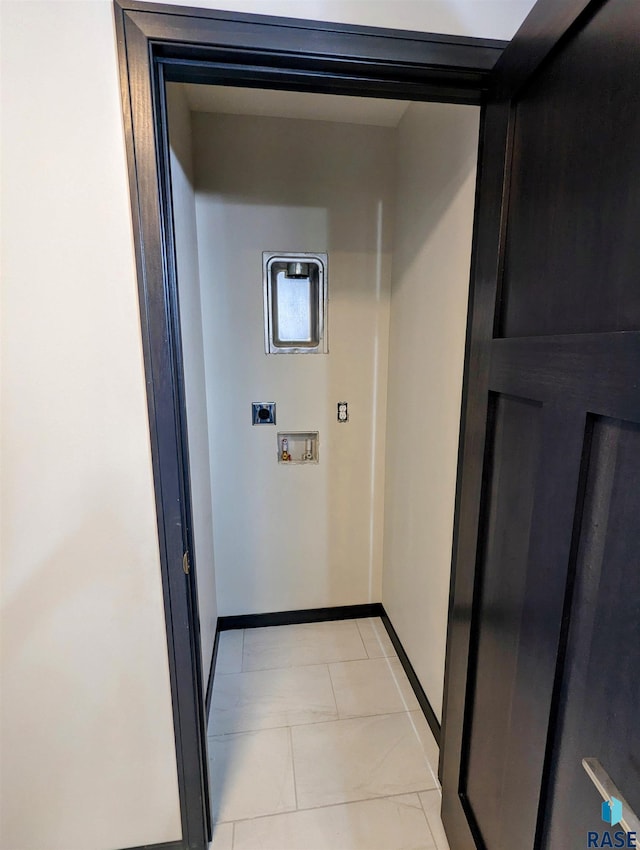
[252,402,276,425]
[337,402,349,423]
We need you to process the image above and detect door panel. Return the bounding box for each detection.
[543,416,640,848]
[500,0,640,339]
[464,401,588,850]
[465,395,542,849]
[441,0,640,848]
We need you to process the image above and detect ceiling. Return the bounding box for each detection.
[183,84,411,127]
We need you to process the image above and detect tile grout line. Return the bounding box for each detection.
[239,651,370,675]
[355,618,374,659]
[417,790,439,850]
[419,790,449,850]
[371,618,396,658]
[207,707,435,741]
[405,709,440,789]
[241,620,372,673]
[208,715,338,740]
[325,662,341,720]
[288,724,299,812]
[212,657,370,679]
[225,790,436,828]
[382,654,422,713]
[211,714,440,825]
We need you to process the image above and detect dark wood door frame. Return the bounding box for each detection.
[113,3,509,848]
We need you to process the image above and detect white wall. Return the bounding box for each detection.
[167,85,219,678]
[193,113,394,615]
[382,102,480,722]
[0,0,536,847]
[0,3,181,849]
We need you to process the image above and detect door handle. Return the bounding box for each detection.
[582,758,640,835]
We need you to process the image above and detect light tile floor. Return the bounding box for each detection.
[208,618,450,850]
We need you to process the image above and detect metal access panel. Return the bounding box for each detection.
[263,252,328,354]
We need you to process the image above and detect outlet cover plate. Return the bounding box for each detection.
[252,402,276,425]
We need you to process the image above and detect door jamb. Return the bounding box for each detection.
[113,4,506,847]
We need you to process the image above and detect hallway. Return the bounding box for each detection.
[207,618,449,849]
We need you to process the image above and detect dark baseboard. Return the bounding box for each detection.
[123,841,183,850]
[379,607,442,753]
[218,602,384,631]
[204,627,220,720]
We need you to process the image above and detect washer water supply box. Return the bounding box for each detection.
[277,432,319,464]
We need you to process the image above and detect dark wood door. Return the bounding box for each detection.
[441,1,640,848]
